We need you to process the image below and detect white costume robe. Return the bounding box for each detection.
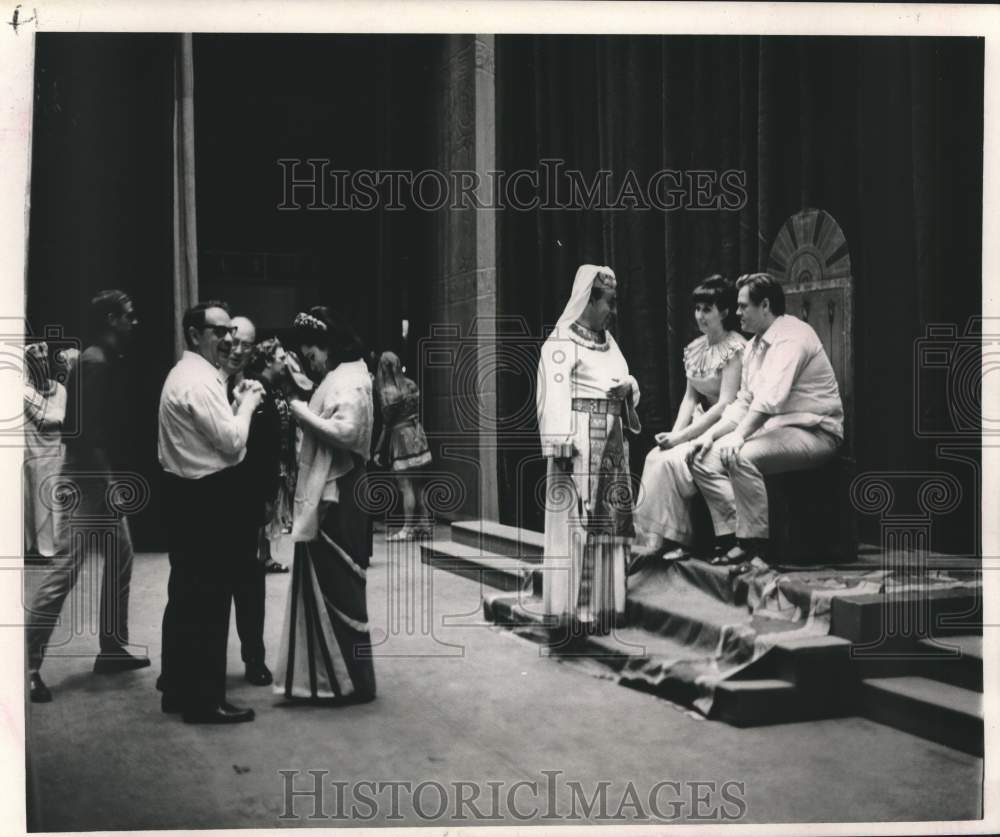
[536,266,639,628]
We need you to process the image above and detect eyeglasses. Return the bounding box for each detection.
[204,325,238,339]
[231,339,255,352]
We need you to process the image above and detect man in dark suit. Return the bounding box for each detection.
[223,316,277,686]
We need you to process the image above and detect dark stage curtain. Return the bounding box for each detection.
[496,36,983,553]
[26,35,177,551]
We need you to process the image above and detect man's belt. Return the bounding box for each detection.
[572,397,623,416]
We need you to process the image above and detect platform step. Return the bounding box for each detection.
[713,679,799,726]
[626,584,753,658]
[483,592,724,706]
[731,634,855,691]
[450,520,544,561]
[421,543,540,594]
[830,587,981,645]
[859,676,983,756]
[853,634,983,692]
[920,634,983,663]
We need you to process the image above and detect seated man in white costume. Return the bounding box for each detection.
[536,264,640,631]
[687,272,843,567]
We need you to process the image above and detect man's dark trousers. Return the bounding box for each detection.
[160,469,240,711]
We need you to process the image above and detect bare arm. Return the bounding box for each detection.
[673,355,743,444]
[670,382,698,434]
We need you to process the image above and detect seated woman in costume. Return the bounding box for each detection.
[632,275,745,562]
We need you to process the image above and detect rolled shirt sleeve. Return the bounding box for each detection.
[748,336,810,415]
[721,360,754,426]
[718,316,843,439]
[186,378,249,457]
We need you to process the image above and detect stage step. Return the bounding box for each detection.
[421,542,540,595]
[852,634,983,692]
[483,591,546,628]
[859,676,983,756]
[713,679,799,726]
[450,520,544,561]
[484,574,983,755]
[830,587,981,644]
[483,591,728,705]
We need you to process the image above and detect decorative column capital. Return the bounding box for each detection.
[850,471,963,523]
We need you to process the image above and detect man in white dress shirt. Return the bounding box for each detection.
[156,301,264,724]
[687,273,843,565]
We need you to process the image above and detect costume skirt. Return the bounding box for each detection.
[388,420,432,471]
[274,461,376,702]
[541,412,634,630]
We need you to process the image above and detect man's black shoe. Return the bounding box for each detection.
[245,661,273,686]
[29,672,52,703]
[182,704,255,724]
[94,651,151,674]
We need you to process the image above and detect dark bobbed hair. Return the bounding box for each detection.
[736,272,786,316]
[88,289,132,339]
[691,274,740,332]
[244,336,282,379]
[293,306,366,370]
[181,300,231,349]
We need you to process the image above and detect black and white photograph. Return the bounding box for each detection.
[3,1,997,833]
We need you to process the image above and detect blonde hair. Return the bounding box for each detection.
[375,351,417,407]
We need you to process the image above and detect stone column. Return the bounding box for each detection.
[425,35,498,522]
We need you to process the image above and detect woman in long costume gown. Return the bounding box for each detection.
[274,309,376,703]
[537,265,640,632]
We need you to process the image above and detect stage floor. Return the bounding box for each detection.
[24,532,983,829]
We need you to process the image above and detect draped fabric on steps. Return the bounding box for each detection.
[495,36,983,555]
[488,558,981,716]
[625,559,979,714]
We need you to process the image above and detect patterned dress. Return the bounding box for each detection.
[634,331,746,545]
[380,386,432,471]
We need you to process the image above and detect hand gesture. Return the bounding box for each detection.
[655,431,677,450]
[548,441,575,465]
[236,380,264,410]
[606,380,632,400]
[718,434,745,468]
[686,434,714,466]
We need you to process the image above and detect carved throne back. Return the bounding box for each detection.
[767,208,854,456]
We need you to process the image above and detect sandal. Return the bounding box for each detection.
[630,544,664,561]
[709,546,749,566]
[661,546,692,562]
[386,528,413,542]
